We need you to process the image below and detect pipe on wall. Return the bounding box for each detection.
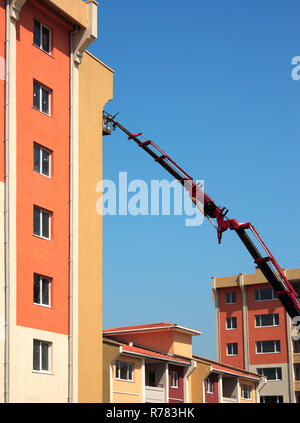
[4,0,10,404]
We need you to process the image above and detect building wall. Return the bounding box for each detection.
[102,342,121,403]
[110,331,174,355]
[112,356,143,403]
[249,363,291,403]
[173,332,193,358]
[219,286,245,368]
[247,283,288,365]
[0,0,4,181]
[78,51,113,402]
[239,378,256,403]
[190,361,211,403]
[168,364,184,403]
[204,372,219,403]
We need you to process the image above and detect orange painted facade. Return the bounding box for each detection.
[247,283,288,365]
[16,0,73,333]
[219,286,245,368]
[0,0,4,182]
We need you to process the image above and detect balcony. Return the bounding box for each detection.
[145,362,167,403]
[222,376,238,403]
[294,353,300,364]
[295,381,300,391]
[145,385,165,403]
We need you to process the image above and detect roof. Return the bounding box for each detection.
[121,344,190,366]
[193,355,262,381]
[103,322,201,336]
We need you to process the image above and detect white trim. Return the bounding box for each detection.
[141,359,145,403]
[122,349,189,366]
[104,324,201,336]
[165,363,169,403]
[113,391,140,396]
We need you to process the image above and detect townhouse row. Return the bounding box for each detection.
[102,322,266,403]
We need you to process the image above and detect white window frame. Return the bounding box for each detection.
[255,313,279,328]
[226,291,236,304]
[260,395,283,403]
[116,361,133,381]
[33,205,51,240]
[254,288,278,302]
[33,339,51,373]
[241,384,252,400]
[34,143,51,178]
[33,273,51,307]
[226,316,237,330]
[206,377,214,394]
[170,370,179,389]
[256,340,281,354]
[226,342,238,356]
[33,80,51,116]
[33,19,51,54]
[257,367,282,381]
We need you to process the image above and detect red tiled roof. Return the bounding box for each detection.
[211,363,261,380]
[121,344,190,365]
[103,322,201,335]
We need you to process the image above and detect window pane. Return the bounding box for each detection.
[33,82,40,109]
[41,87,49,114]
[42,211,50,239]
[260,314,273,326]
[33,20,41,47]
[260,289,273,300]
[42,26,50,53]
[33,206,40,235]
[42,149,50,176]
[42,277,50,305]
[34,144,40,172]
[41,342,49,371]
[120,362,127,379]
[33,340,40,370]
[33,274,40,303]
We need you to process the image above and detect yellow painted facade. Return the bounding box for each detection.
[112,356,143,403]
[78,51,113,402]
[239,378,257,403]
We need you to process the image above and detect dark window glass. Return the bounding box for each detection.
[42,277,49,305]
[33,81,40,109]
[42,25,50,53]
[34,144,40,172]
[41,342,49,371]
[33,20,41,47]
[33,206,40,235]
[42,148,50,175]
[41,87,49,114]
[33,340,40,370]
[42,211,49,239]
[33,274,40,303]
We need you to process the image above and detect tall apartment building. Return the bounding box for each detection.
[212,267,300,403]
[0,0,113,402]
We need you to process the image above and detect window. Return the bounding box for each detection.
[33,273,51,307]
[241,384,252,400]
[226,291,236,304]
[254,288,277,302]
[206,377,214,394]
[33,339,51,372]
[34,143,51,177]
[256,340,281,354]
[170,370,178,388]
[227,342,238,355]
[116,361,133,381]
[33,205,51,239]
[33,81,51,115]
[226,316,237,330]
[255,313,279,327]
[257,367,282,381]
[260,396,283,403]
[33,19,51,53]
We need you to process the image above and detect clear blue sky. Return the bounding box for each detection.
[88,0,300,359]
